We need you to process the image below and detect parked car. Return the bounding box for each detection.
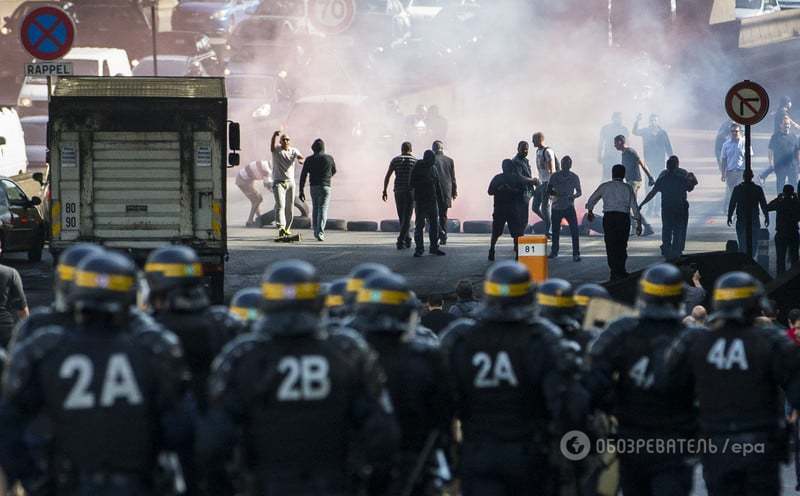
[171,0,260,39]
[17,47,132,115]
[20,115,47,171]
[736,0,781,18]
[133,55,210,76]
[0,108,27,177]
[0,176,45,261]
[68,2,152,60]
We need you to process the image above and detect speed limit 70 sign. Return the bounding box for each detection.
[308,0,355,35]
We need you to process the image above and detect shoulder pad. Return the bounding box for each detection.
[133,327,183,360]
[440,316,473,339]
[329,326,370,353]
[205,305,246,333]
[408,336,440,355]
[128,308,166,334]
[9,306,62,349]
[590,316,640,358]
[414,326,440,346]
[3,325,67,398]
[209,333,271,400]
[528,316,564,339]
[440,318,476,352]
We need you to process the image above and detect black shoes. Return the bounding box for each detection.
[548,252,558,259]
[488,248,495,261]
[413,250,424,257]
[573,255,581,262]
[430,248,446,256]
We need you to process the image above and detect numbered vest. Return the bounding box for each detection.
[59,353,143,410]
[277,355,331,401]
[472,351,519,388]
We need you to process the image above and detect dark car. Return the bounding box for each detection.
[0,177,45,261]
[68,2,152,61]
[171,0,260,39]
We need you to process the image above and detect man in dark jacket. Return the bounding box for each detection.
[299,138,337,241]
[488,159,526,261]
[432,141,457,246]
[728,169,769,258]
[383,142,417,250]
[640,155,697,260]
[420,294,457,336]
[767,184,800,275]
[511,141,539,230]
[410,150,445,257]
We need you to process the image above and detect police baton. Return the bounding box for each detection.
[400,430,440,496]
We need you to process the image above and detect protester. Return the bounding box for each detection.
[774,95,800,134]
[720,123,751,211]
[547,155,581,261]
[727,169,769,257]
[598,111,628,181]
[639,155,697,260]
[270,131,304,237]
[299,138,337,241]
[586,164,642,280]
[511,141,538,230]
[767,183,800,275]
[383,142,417,250]
[788,308,800,345]
[448,279,478,317]
[632,113,673,173]
[488,159,526,261]
[420,294,457,335]
[691,305,707,325]
[615,134,655,233]
[432,141,457,246]
[760,116,799,194]
[236,159,271,227]
[409,150,445,257]
[684,268,706,309]
[0,261,28,348]
[532,132,558,236]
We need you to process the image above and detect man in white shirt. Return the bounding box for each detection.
[270,131,305,236]
[532,132,558,236]
[586,164,642,280]
[720,123,752,210]
[236,160,272,227]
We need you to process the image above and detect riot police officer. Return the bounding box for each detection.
[197,259,400,495]
[574,283,610,323]
[441,261,585,495]
[0,251,191,496]
[144,245,242,409]
[322,278,349,331]
[587,263,697,496]
[229,287,263,332]
[344,263,392,312]
[352,272,452,495]
[663,271,800,496]
[538,278,596,354]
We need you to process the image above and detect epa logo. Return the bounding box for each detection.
[560,430,591,461]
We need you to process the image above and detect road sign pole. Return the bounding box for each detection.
[745,123,753,259]
[150,2,158,76]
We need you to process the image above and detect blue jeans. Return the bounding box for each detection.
[310,185,331,237]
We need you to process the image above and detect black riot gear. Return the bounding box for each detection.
[70,251,138,317]
[323,278,349,323]
[537,278,579,327]
[145,245,208,311]
[711,271,767,322]
[258,259,323,337]
[354,273,418,334]
[229,287,263,323]
[574,283,610,309]
[637,263,685,319]
[54,243,105,311]
[480,260,535,321]
[345,263,391,307]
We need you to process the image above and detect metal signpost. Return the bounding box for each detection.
[724,80,770,259]
[19,6,75,97]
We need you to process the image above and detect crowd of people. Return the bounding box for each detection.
[0,240,799,495]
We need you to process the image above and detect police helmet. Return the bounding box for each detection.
[71,251,138,315]
[144,245,204,294]
[536,278,578,325]
[574,283,610,309]
[637,263,685,319]
[354,272,418,333]
[345,263,391,306]
[55,243,105,309]
[712,271,767,322]
[482,261,535,321]
[323,278,349,320]
[261,259,322,315]
[229,287,263,322]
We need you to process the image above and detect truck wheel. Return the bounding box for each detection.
[380,219,400,232]
[210,272,225,304]
[326,219,347,231]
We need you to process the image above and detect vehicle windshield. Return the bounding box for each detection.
[74,6,148,28]
[134,59,189,76]
[226,77,277,99]
[736,0,763,8]
[21,122,46,144]
[65,59,100,75]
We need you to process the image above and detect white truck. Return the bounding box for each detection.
[48,76,240,301]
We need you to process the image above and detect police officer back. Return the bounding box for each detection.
[663,271,800,496]
[587,264,697,496]
[441,261,583,495]
[538,278,596,355]
[197,259,400,495]
[144,245,242,409]
[0,251,191,496]
[352,272,452,495]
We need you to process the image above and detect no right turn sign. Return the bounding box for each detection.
[725,80,770,126]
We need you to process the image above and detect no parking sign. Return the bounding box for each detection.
[20,6,75,60]
[308,0,356,35]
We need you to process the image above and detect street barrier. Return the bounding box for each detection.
[517,234,548,282]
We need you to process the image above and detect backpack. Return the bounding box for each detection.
[540,146,560,173]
